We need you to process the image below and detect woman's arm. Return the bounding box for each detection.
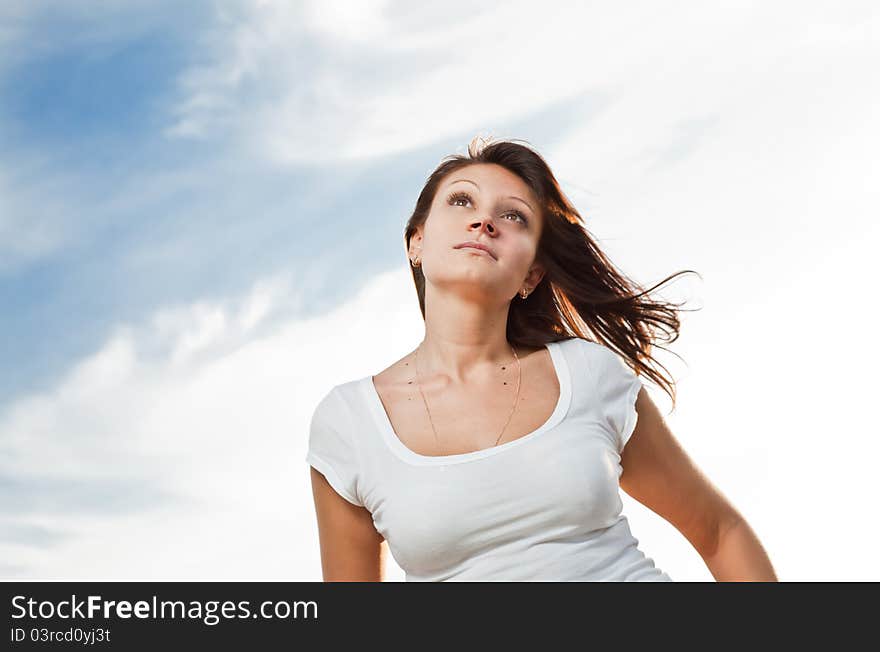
[701,516,778,581]
[620,388,778,581]
[309,466,386,581]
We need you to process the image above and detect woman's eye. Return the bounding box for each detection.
[448,191,471,207]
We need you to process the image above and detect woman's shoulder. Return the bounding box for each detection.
[554,337,629,379]
[313,374,370,421]
[557,335,615,354]
[553,335,604,356]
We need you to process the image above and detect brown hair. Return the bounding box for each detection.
[403,135,700,409]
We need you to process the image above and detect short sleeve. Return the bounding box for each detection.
[592,344,644,454]
[304,387,364,507]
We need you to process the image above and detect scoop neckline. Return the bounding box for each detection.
[361,339,573,466]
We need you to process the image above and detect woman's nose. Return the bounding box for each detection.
[470,219,495,234]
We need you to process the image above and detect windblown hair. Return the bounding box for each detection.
[404,135,700,409]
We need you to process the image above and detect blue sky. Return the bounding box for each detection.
[2,2,208,399]
[1,1,878,580]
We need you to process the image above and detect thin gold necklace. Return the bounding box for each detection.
[414,342,522,455]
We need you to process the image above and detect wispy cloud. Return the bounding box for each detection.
[0,265,425,579]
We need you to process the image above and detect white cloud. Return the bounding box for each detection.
[0,266,419,579]
[163,0,880,173]
[164,0,656,162]
[302,0,392,43]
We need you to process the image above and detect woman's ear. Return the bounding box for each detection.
[525,264,545,290]
[408,231,423,259]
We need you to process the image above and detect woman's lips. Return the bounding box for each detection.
[454,242,496,259]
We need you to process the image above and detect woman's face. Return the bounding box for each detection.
[410,163,545,303]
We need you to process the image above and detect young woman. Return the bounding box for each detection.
[306,136,777,582]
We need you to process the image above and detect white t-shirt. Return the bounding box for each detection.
[305,336,673,582]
